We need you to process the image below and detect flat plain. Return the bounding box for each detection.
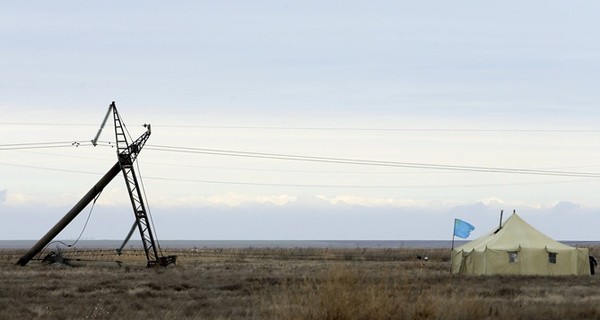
[1,246,600,320]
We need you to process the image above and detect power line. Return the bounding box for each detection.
[4,135,600,180]
[150,125,600,133]
[3,122,600,132]
[0,141,94,150]
[143,175,598,189]
[14,148,600,175]
[0,162,101,175]
[142,162,457,175]
[36,191,102,258]
[0,122,97,127]
[4,139,600,178]
[2,161,597,189]
[146,145,600,178]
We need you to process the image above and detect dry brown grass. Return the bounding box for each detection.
[1,246,599,319]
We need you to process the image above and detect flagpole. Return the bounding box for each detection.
[451,219,456,250]
[450,219,456,274]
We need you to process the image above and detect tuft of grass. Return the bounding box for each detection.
[264,264,437,320]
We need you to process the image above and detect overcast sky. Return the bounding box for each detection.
[2,1,600,242]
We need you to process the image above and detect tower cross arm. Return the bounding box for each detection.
[124,124,151,164]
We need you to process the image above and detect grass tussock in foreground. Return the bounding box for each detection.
[268,265,446,320]
[267,264,600,320]
[1,246,600,320]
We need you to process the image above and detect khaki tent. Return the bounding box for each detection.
[451,213,589,275]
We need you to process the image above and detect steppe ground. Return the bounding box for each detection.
[1,246,600,320]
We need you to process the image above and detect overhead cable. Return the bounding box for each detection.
[3,121,600,132]
[146,144,600,178]
[0,141,94,151]
[3,140,600,178]
[149,125,600,133]
[143,175,597,189]
[1,161,598,189]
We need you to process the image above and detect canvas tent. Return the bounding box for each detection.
[451,213,589,275]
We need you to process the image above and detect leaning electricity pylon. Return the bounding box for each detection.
[17,102,176,267]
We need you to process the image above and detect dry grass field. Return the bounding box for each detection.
[1,246,600,320]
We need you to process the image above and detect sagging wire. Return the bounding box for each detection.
[35,190,103,260]
[0,141,94,151]
[146,145,600,179]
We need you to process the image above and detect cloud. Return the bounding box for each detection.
[3,191,84,207]
[2,191,600,240]
[315,195,429,208]
[152,193,453,209]
[550,201,582,214]
[153,193,298,208]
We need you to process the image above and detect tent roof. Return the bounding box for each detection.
[455,213,574,252]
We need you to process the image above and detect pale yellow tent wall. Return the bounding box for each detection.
[451,214,590,275]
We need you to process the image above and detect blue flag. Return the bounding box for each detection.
[454,219,475,239]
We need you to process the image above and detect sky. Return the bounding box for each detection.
[2,1,600,242]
